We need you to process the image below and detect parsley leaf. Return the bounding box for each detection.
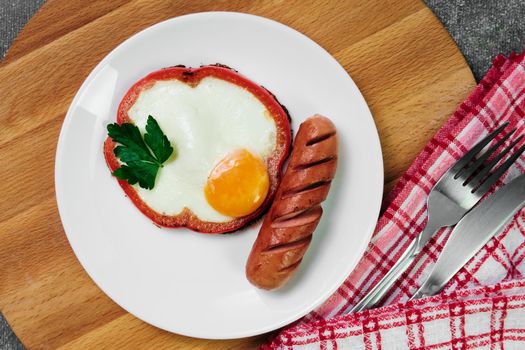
[112,162,159,190]
[144,116,174,164]
[107,115,173,190]
[107,123,156,163]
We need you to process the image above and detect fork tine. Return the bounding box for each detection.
[451,123,509,177]
[473,142,525,195]
[460,128,516,184]
[467,135,523,187]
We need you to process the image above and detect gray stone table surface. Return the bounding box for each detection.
[0,0,524,349]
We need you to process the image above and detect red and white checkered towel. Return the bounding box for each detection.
[263,51,525,349]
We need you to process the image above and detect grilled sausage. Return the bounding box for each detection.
[246,115,338,290]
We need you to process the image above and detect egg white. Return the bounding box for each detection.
[127,76,277,222]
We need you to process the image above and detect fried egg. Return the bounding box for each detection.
[126,76,277,222]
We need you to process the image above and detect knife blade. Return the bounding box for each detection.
[411,172,525,299]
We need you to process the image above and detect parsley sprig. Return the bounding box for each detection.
[107,115,174,190]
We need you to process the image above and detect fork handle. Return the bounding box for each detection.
[347,221,440,313]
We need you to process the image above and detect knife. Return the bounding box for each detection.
[411,172,525,299]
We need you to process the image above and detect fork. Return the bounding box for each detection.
[348,123,525,313]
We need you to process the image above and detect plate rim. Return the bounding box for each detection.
[55,11,384,339]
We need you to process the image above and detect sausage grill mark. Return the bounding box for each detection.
[270,206,322,228]
[305,131,336,146]
[272,208,310,222]
[264,234,313,253]
[281,180,332,199]
[293,156,337,170]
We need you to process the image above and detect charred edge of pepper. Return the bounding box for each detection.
[261,85,294,144]
[207,63,238,72]
[168,64,186,68]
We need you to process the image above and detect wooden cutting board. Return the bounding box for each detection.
[0,0,475,348]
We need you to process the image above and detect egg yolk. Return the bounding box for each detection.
[205,149,270,217]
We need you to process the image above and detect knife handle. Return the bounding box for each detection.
[348,220,440,313]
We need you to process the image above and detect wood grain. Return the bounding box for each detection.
[0,0,475,348]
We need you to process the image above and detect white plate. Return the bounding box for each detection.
[55,12,383,339]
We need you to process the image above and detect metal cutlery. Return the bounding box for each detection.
[411,172,525,299]
[349,123,525,313]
